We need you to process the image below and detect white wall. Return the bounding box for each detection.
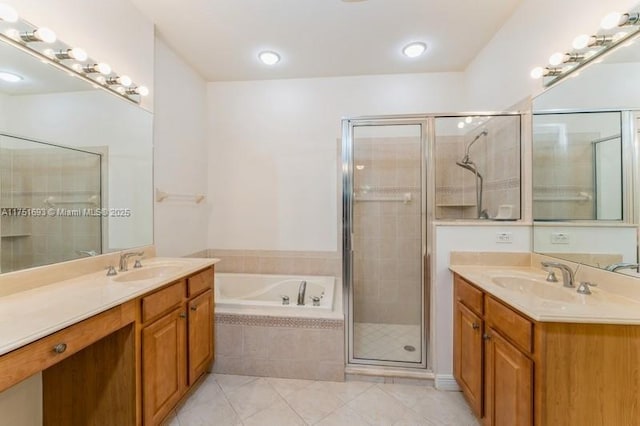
[10,0,154,111]
[465,0,640,110]
[207,72,467,251]
[432,225,532,385]
[153,37,209,257]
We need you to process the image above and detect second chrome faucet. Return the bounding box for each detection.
[541,261,575,288]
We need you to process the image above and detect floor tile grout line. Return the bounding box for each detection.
[373,382,432,423]
[265,377,312,425]
[212,375,250,423]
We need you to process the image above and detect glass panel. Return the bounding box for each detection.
[434,115,521,220]
[532,112,622,221]
[0,135,102,272]
[351,124,422,363]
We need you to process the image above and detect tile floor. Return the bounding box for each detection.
[353,323,422,363]
[165,374,479,426]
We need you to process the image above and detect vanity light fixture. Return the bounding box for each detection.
[259,51,280,65]
[0,3,149,103]
[106,75,132,87]
[82,63,111,75]
[18,27,56,43]
[531,8,640,86]
[0,3,17,22]
[0,71,22,82]
[46,47,88,62]
[402,42,427,58]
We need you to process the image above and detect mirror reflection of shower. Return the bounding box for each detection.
[456,129,489,219]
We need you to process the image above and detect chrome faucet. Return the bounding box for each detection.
[540,261,575,288]
[119,251,144,272]
[604,262,640,273]
[297,280,307,306]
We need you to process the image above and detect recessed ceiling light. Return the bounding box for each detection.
[259,51,280,66]
[402,42,427,58]
[0,71,23,83]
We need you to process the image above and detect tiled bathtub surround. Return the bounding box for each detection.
[435,115,521,220]
[191,249,341,277]
[214,314,345,382]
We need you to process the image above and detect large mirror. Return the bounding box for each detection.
[532,32,640,277]
[0,35,153,273]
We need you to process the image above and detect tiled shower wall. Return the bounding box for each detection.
[532,132,597,220]
[352,136,422,325]
[436,116,521,220]
[0,147,101,272]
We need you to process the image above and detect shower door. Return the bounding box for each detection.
[343,118,427,368]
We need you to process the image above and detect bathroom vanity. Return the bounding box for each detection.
[0,256,217,426]
[451,266,640,426]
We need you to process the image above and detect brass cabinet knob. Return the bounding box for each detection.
[472,322,480,330]
[483,333,491,341]
[190,306,197,311]
[53,343,67,354]
[179,313,187,319]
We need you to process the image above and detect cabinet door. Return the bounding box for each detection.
[453,301,483,417]
[142,306,187,426]
[484,327,533,426]
[188,289,214,384]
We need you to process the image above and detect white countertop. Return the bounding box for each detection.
[450,265,640,324]
[0,257,218,356]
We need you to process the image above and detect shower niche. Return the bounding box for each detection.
[434,115,522,220]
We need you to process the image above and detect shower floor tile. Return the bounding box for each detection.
[353,322,422,363]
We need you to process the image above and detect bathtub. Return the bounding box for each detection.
[215,273,342,319]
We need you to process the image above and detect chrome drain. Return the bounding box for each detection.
[403,345,416,352]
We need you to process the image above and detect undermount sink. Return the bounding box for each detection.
[491,276,576,302]
[113,265,182,282]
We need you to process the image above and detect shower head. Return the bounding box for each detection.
[460,129,488,163]
[455,159,483,179]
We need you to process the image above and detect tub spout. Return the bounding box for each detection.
[297,280,307,305]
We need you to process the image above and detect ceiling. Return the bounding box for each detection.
[131,0,522,82]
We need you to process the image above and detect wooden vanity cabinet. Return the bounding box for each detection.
[453,274,533,426]
[453,276,484,417]
[140,267,214,426]
[454,272,640,426]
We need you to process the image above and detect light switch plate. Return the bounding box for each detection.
[496,232,513,243]
[551,232,570,244]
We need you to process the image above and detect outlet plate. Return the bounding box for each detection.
[496,232,513,243]
[551,232,570,244]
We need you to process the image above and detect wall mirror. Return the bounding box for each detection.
[0,34,153,273]
[532,33,640,276]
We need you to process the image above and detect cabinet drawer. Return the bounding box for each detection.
[188,267,214,297]
[0,302,135,393]
[142,280,186,323]
[485,296,532,353]
[454,274,483,315]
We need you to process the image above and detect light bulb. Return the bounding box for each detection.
[402,42,427,58]
[572,34,591,50]
[118,75,132,86]
[33,27,56,43]
[530,66,545,79]
[258,51,280,65]
[0,3,18,22]
[136,85,149,96]
[548,52,564,66]
[69,48,88,61]
[96,63,111,75]
[4,28,19,41]
[465,116,473,124]
[457,122,465,129]
[601,12,622,30]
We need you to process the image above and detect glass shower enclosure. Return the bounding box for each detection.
[342,117,428,368]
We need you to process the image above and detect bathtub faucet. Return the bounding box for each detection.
[297,281,307,305]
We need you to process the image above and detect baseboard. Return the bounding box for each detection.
[435,374,460,391]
